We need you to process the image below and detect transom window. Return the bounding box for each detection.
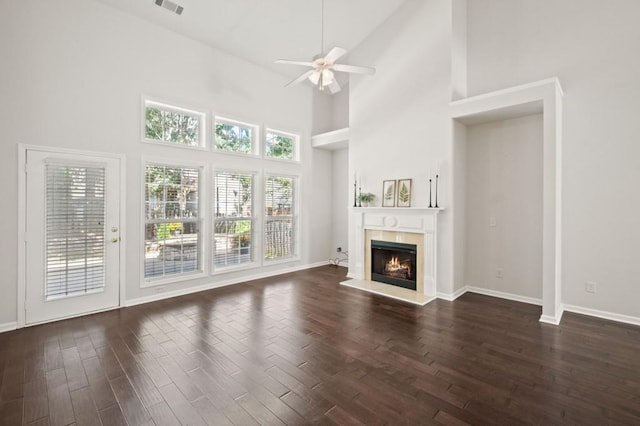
[264,174,297,260]
[214,117,258,155]
[213,171,255,268]
[144,163,202,280]
[265,129,298,161]
[144,99,206,148]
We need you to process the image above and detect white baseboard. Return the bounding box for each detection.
[0,322,17,333]
[539,307,564,325]
[125,261,330,308]
[465,286,543,306]
[437,286,468,301]
[563,304,640,327]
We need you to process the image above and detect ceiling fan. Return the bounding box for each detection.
[275,0,376,94]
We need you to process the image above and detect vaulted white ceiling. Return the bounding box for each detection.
[96,0,407,79]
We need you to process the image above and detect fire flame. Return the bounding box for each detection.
[384,256,412,279]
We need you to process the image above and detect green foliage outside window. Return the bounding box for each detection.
[265,132,295,160]
[156,223,182,241]
[215,123,253,154]
[145,106,200,146]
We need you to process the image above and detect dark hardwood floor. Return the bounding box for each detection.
[2,265,640,425]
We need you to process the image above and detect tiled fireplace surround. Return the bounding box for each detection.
[343,208,440,305]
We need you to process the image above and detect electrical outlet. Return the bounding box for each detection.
[489,217,497,227]
[337,247,342,253]
[496,268,504,278]
[586,281,597,293]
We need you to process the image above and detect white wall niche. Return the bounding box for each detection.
[451,77,563,325]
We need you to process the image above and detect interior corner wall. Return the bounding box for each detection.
[465,114,543,300]
[348,0,455,294]
[331,149,349,261]
[452,120,467,293]
[467,1,640,318]
[311,92,335,135]
[0,0,321,326]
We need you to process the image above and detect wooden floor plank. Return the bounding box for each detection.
[1,266,640,424]
[70,387,101,426]
[109,375,151,426]
[45,368,75,426]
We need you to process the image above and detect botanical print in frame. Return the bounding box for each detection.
[382,180,397,207]
[396,179,412,207]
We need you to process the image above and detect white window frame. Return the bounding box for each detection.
[140,158,208,287]
[264,128,300,162]
[211,168,260,273]
[213,116,260,157]
[141,97,208,151]
[263,172,300,264]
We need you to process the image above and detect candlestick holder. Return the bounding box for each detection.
[428,179,433,208]
[434,174,439,208]
[353,181,357,207]
[358,187,362,207]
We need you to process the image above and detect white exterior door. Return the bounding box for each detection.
[25,149,121,325]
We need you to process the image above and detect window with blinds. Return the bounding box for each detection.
[144,163,202,280]
[264,175,296,260]
[214,171,254,268]
[45,164,106,300]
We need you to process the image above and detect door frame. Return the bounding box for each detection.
[17,144,127,328]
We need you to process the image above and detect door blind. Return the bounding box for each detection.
[45,164,106,300]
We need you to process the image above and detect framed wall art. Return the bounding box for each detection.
[396,178,412,207]
[382,180,397,207]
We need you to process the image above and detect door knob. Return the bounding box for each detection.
[111,237,119,243]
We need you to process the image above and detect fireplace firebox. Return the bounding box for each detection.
[371,240,417,290]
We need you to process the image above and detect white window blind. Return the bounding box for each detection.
[214,171,253,267]
[45,164,106,300]
[144,163,202,280]
[264,175,295,260]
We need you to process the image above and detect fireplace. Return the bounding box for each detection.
[371,240,417,290]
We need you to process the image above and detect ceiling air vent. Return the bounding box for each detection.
[154,0,184,15]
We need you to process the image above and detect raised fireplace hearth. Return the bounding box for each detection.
[371,240,417,290]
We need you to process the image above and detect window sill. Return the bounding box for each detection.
[263,255,300,266]
[211,261,261,275]
[141,271,207,288]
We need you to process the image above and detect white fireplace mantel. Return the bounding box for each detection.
[344,207,441,305]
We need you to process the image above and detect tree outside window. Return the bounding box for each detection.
[265,130,297,161]
[215,119,256,154]
[143,100,205,148]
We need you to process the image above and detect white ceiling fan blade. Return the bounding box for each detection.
[328,79,341,94]
[324,47,347,64]
[275,59,315,67]
[285,70,315,87]
[333,64,376,75]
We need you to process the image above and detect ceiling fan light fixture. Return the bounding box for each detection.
[276,0,374,94]
[308,69,334,88]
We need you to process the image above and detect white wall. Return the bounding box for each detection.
[468,1,640,317]
[348,0,456,294]
[311,81,349,263]
[311,88,349,135]
[465,114,543,299]
[331,149,349,258]
[0,0,327,326]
